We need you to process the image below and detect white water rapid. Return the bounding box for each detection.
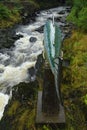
[0,6,70,119]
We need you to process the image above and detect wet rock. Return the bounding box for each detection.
[55,17,61,22]
[35,54,44,71]
[35,25,44,33]
[0,69,4,73]
[28,67,35,77]
[0,81,38,130]
[64,32,72,39]
[28,54,44,80]
[63,29,70,34]
[0,27,16,49]
[58,10,66,14]
[66,7,71,13]
[35,54,45,78]
[62,59,70,67]
[22,16,36,25]
[12,34,23,40]
[29,37,37,42]
[5,86,12,95]
[20,2,38,25]
[4,59,10,66]
[55,17,66,23]
[66,9,71,13]
[47,17,52,21]
[64,23,70,27]
[12,81,38,102]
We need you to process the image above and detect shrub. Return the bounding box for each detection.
[67,0,87,31]
[78,7,87,31]
[63,31,87,89]
[0,4,11,19]
[66,0,73,5]
[0,4,21,28]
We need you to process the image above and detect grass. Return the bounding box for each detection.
[61,30,87,130]
[63,31,87,89]
[67,0,87,32]
[0,4,21,28]
[0,0,39,28]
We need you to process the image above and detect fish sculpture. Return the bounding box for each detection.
[44,20,62,103]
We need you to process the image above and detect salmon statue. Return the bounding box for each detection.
[44,20,62,103]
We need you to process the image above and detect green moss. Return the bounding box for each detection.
[17,109,35,130]
[0,0,40,28]
[0,81,39,130]
[26,109,35,129]
[7,101,20,116]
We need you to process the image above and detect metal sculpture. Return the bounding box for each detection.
[36,20,65,124]
[44,20,62,102]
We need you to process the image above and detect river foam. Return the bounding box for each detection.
[0,93,9,120]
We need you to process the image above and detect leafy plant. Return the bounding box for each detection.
[82,94,87,105]
[67,0,87,31]
[0,3,21,28]
[0,4,11,19]
[78,7,87,31]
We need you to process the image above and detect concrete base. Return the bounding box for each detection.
[36,91,65,124]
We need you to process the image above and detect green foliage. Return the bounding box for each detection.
[82,94,87,105]
[67,0,87,31]
[36,0,60,9]
[0,4,11,19]
[0,0,39,28]
[73,0,87,8]
[66,0,73,5]
[78,7,87,31]
[67,7,77,24]
[43,125,51,130]
[0,3,21,28]
[62,31,87,130]
[0,81,38,130]
[63,31,87,88]
[7,101,20,116]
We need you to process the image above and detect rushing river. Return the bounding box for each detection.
[0,6,70,120]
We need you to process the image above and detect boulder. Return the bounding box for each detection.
[0,69,4,73]
[28,67,35,77]
[0,27,17,49]
[29,37,37,42]
[35,25,44,33]
[58,10,65,14]
[12,34,23,40]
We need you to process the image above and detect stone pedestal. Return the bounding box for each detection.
[36,91,65,124]
[36,63,65,124]
[42,67,60,115]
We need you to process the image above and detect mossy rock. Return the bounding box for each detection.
[0,81,38,130]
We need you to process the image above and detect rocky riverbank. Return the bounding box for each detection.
[0,1,40,49]
[0,0,72,50]
[0,53,44,130]
[0,0,64,29]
